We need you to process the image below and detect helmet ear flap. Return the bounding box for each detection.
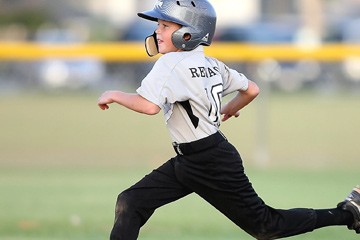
[145,31,159,57]
[172,27,199,51]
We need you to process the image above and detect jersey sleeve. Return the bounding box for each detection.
[136,54,189,109]
[216,60,249,96]
[136,56,171,109]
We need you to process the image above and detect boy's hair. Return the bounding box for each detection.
[138,0,217,53]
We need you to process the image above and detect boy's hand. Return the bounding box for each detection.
[221,110,240,122]
[220,80,259,122]
[98,91,114,110]
[98,102,110,110]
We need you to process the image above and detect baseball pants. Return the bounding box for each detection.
[110,136,316,240]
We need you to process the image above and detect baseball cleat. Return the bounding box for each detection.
[337,186,360,233]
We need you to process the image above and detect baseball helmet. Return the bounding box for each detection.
[138,0,217,56]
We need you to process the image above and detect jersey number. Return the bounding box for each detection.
[206,84,223,125]
[179,84,223,129]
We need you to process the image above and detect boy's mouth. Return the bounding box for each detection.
[157,39,163,44]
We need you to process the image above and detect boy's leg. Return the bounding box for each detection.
[110,158,191,240]
[174,141,321,239]
[314,208,353,229]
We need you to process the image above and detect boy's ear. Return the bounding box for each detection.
[145,32,159,57]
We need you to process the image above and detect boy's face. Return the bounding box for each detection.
[156,19,182,54]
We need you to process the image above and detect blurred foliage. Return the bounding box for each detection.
[0,8,50,35]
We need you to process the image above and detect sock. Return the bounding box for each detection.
[315,208,353,229]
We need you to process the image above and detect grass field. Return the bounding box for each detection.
[0,90,359,240]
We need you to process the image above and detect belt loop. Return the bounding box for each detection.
[172,142,183,155]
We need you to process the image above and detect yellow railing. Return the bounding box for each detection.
[0,42,359,62]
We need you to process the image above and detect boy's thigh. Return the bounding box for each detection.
[174,142,265,229]
[122,158,192,209]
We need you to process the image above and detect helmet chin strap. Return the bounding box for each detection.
[145,32,159,57]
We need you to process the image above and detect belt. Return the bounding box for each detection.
[172,131,227,156]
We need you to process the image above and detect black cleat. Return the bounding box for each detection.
[337,186,360,233]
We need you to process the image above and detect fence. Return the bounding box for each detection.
[1,42,359,61]
[0,42,359,91]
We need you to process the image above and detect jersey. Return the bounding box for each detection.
[136,46,249,143]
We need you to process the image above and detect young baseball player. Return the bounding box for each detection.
[98,0,360,239]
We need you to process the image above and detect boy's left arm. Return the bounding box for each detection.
[98,90,160,115]
[221,80,259,122]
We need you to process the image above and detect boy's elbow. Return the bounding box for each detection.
[137,95,161,115]
[248,80,260,98]
[145,105,161,115]
[254,84,260,97]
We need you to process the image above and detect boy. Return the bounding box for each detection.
[98,0,360,239]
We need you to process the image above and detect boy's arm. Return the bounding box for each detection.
[98,90,161,115]
[221,80,259,122]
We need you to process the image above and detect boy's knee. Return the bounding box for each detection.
[249,231,275,240]
[246,224,277,240]
[111,192,142,240]
[252,233,275,240]
[115,191,133,215]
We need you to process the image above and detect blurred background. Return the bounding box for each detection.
[0,0,360,91]
[1,1,360,240]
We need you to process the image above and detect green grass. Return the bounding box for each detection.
[0,91,359,239]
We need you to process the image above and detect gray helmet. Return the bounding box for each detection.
[138,0,217,54]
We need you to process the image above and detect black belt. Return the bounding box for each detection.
[172,131,227,156]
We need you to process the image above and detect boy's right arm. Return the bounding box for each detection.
[98,90,160,115]
[220,80,259,122]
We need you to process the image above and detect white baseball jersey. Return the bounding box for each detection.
[137,46,249,143]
